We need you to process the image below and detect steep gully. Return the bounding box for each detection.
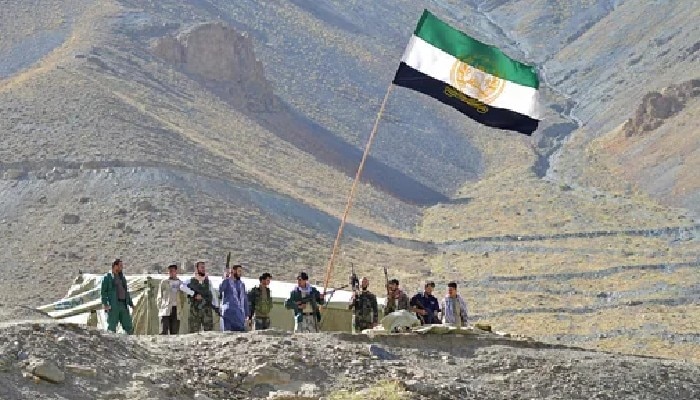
[470,1,585,179]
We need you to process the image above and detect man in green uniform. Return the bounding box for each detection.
[187,261,214,332]
[348,277,378,333]
[100,258,134,334]
[248,272,274,330]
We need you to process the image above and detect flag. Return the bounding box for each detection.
[393,10,541,135]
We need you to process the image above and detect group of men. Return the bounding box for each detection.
[101,259,275,335]
[348,277,468,333]
[101,258,469,335]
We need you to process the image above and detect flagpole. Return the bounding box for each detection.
[321,83,395,297]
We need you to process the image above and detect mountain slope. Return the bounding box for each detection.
[0,0,698,363]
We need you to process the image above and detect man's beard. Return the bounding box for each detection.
[233,274,241,280]
[197,271,206,277]
[361,286,368,291]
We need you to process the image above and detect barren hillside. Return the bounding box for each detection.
[1,0,699,368]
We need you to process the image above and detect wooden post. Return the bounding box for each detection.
[321,83,395,297]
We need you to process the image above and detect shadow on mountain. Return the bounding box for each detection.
[150,21,449,206]
[245,98,450,206]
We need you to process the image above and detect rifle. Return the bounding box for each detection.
[383,266,390,297]
[224,252,231,278]
[383,266,392,313]
[349,262,359,292]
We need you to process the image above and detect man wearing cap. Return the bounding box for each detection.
[100,258,134,334]
[285,272,325,333]
[157,264,187,334]
[248,272,273,330]
[409,281,441,325]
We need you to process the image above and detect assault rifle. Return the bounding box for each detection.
[224,251,231,278]
[383,266,390,297]
[349,262,359,293]
[383,265,393,315]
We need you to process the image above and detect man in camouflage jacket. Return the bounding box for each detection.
[348,277,378,332]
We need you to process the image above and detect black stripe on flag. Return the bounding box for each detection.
[392,62,539,135]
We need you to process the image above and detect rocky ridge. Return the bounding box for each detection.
[1,322,699,400]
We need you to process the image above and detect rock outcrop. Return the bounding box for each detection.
[623,79,700,137]
[151,22,275,110]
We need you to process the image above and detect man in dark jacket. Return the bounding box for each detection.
[285,272,324,332]
[100,258,134,334]
[410,281,441,325]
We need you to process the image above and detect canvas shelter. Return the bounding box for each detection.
[37,273,387,334]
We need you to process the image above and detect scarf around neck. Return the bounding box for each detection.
[296,284,312,295]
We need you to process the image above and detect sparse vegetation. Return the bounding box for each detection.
[328,380,412,400]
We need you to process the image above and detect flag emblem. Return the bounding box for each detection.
[450,60,506,105]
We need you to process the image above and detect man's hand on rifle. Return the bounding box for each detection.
[195,293,202,301]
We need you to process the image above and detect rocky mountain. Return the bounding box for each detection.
[1,0,699,370]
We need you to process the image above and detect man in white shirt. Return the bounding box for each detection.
[157,264,186,334]
[441,282,468,328]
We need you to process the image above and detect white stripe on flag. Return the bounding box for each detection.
[401,35,541,119]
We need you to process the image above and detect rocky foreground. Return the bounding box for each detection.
[0,321,698,400]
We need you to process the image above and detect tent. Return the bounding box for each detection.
[37,273,387,334]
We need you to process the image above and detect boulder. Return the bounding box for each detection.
[30,359,65,383]
[243,363,291,387]
[62,214,80,224]
[368,344,399,361]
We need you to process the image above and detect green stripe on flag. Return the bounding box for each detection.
[414,10,539,89]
